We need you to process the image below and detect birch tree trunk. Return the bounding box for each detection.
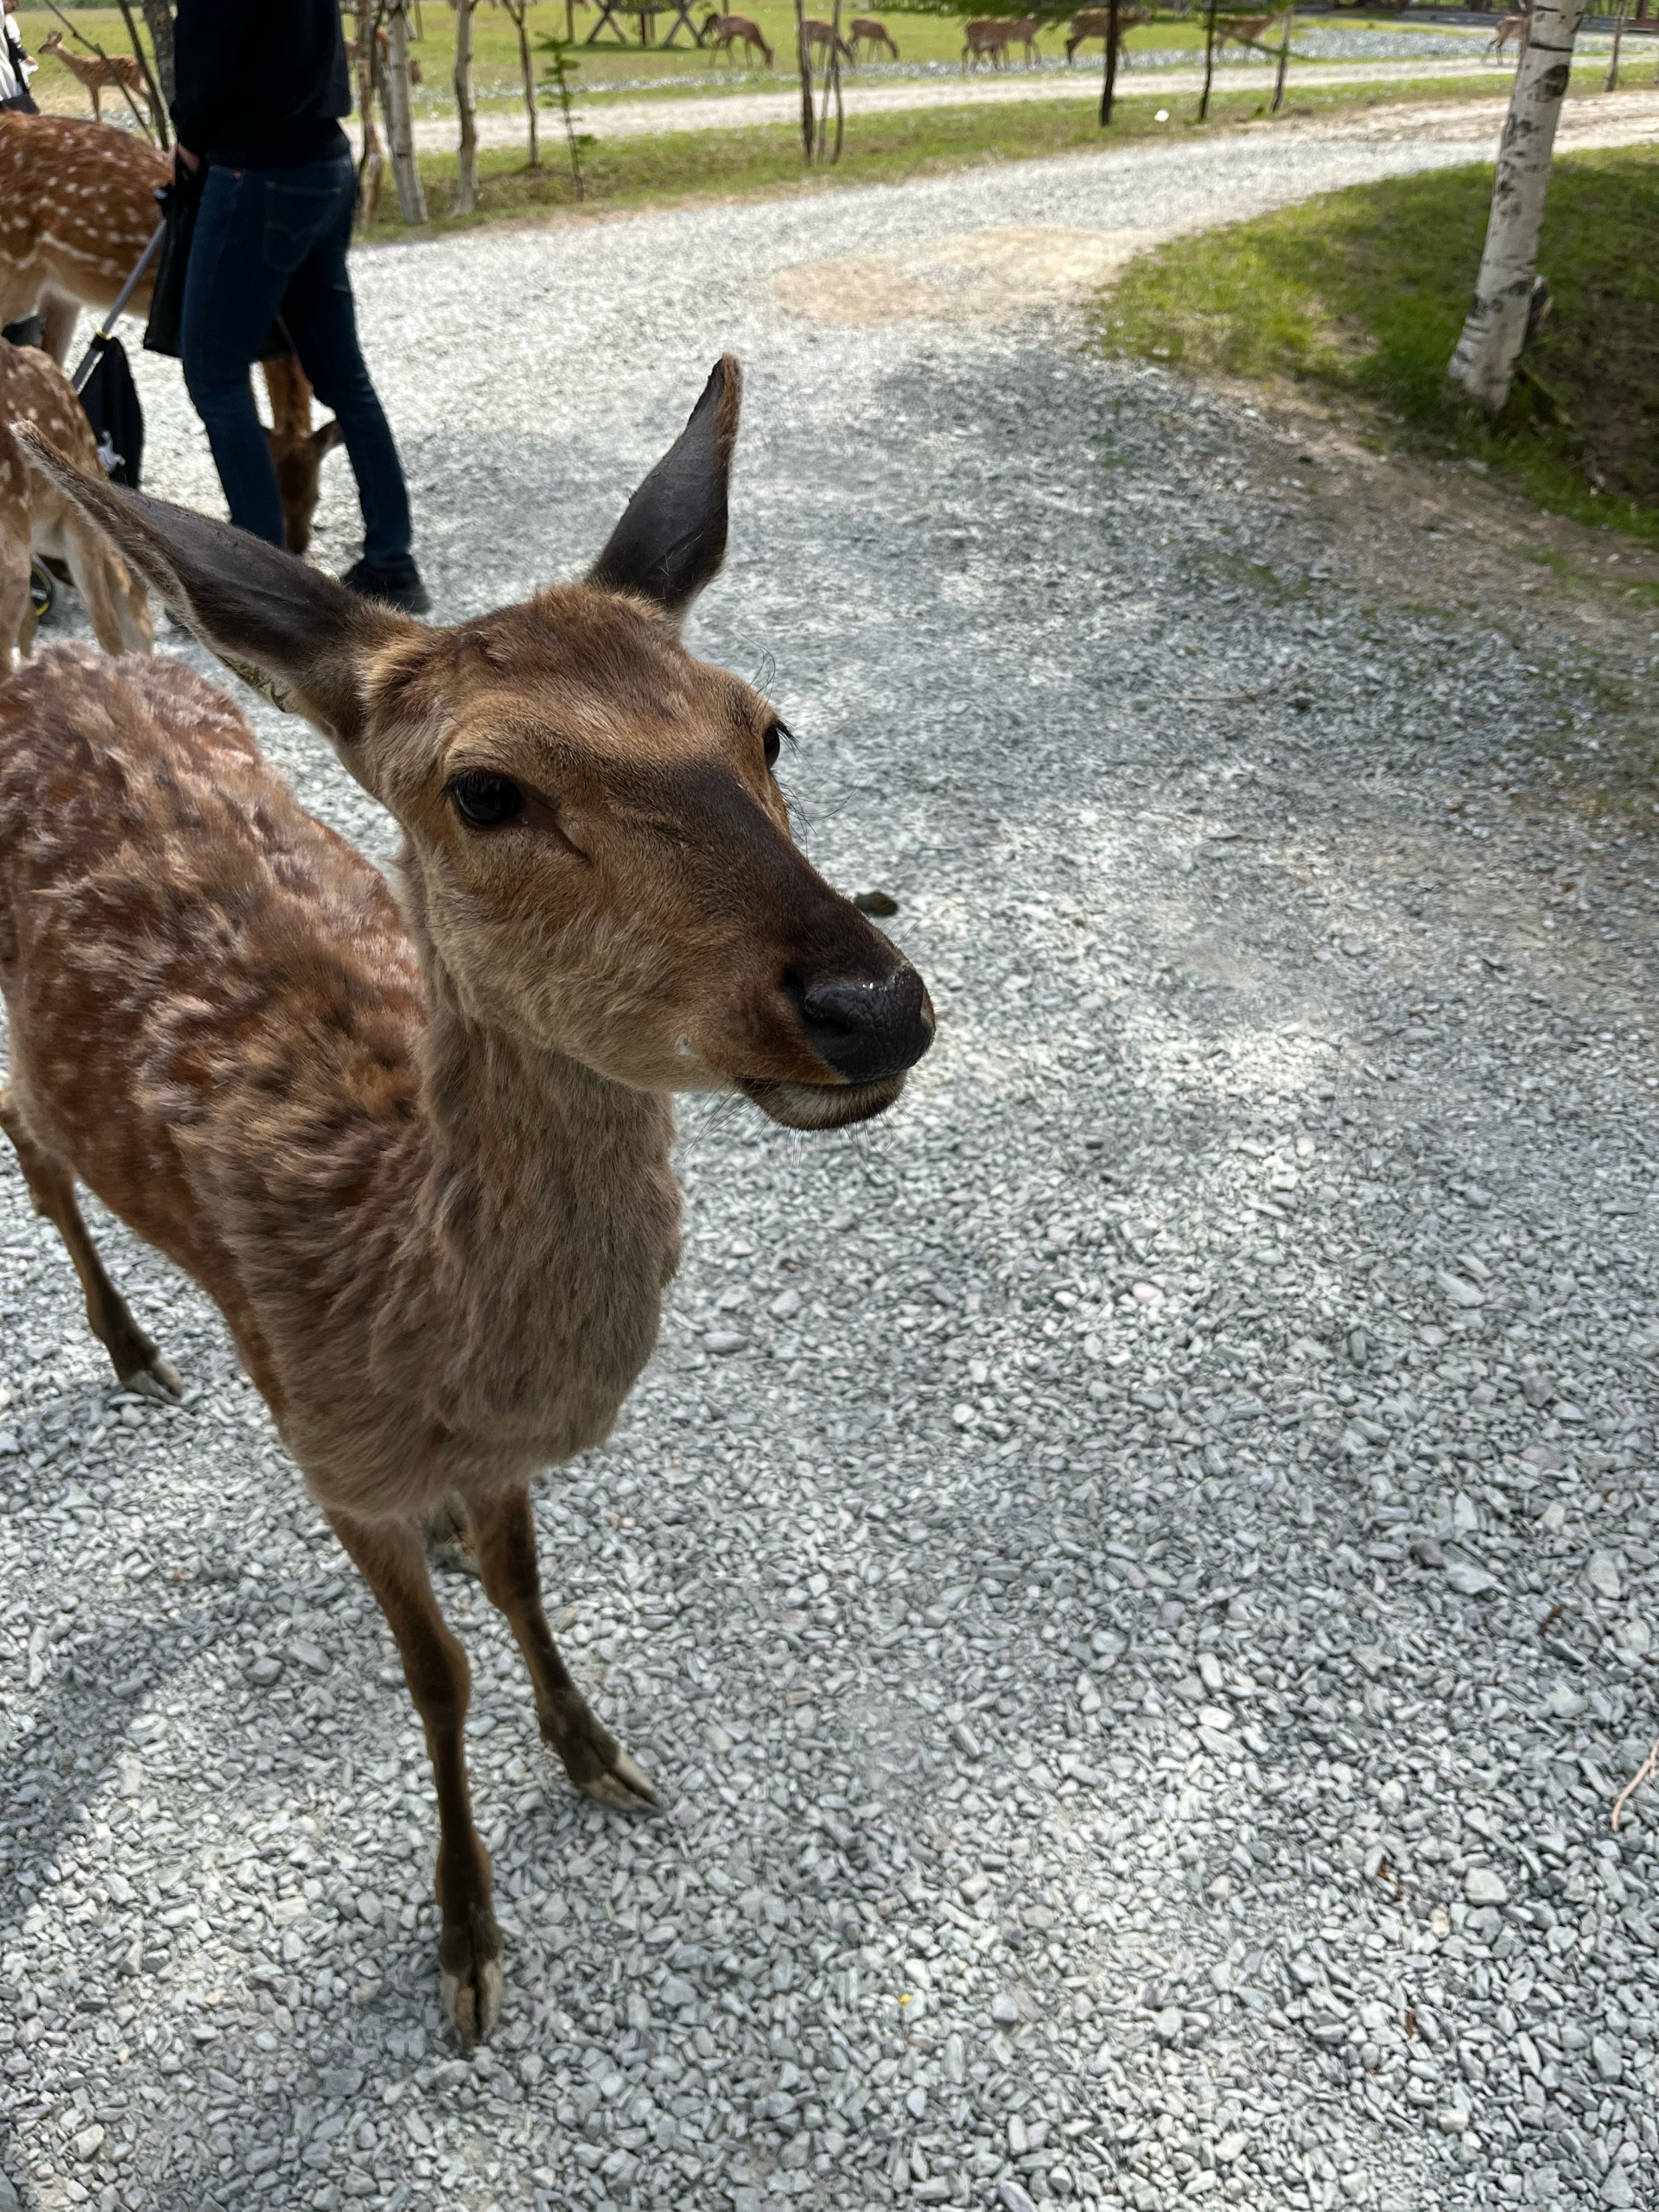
[505,0,541,169]
[453,0,479,214]
[140,0,174,103]
[1446,0,1586,416]
[385,0,428,222]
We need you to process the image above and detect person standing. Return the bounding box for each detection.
[172,0,429,611]
[1,0,39,111]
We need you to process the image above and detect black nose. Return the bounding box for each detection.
[792,965,934,1083]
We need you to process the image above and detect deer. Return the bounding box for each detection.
[0,335,152,666]
[962,16,1014,67]
[1211,12,1272,56]
[698,10,774,63]
[1487,9,1529,55]
[345,27,424,83]
[0,114,342,554]
[3,358,935,2050]
[801,16,855,64]
[1004,14,1045,61]
[846,14,899,60]
[1064,6,1149,63]
[36,29,157,130]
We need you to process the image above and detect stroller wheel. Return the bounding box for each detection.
[29,558,56,623]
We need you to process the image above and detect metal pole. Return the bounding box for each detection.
[70,218,166,395]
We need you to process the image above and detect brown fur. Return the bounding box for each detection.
[1064,4,1149,62]
[846,13,899,60]
[36,29,157,130]
[259,353,343,556]
[1,359,933,2049]
[801,16,855,64]
[0,336,151,665]
[1211,13,1272,57]
[961,16,1014,67]
[698,11,775,64]
[1488,9,1529,55]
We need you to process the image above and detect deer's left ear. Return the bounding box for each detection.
[588,355,741,624]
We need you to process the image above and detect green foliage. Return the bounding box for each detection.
[1103,145,1659,539]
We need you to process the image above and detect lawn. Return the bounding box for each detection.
[1099,145,1659,539]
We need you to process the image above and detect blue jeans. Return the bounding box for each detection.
[181,156,412,565]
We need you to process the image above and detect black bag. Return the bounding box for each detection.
[143,166,290,364]
[77,335,145,491]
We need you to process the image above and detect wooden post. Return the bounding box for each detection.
[1270,0,1292,112]
[1099,0,1120,122]
[453,0,479,214]
[1198,0,1219,118]
[385,0,428,221]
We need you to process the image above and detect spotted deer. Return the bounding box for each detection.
[1487,9,1529,55]
[0,113,341,552]
[802,16,855,64]
[3,359,934,2048]
[37,29,157,130]
[846,15,899,60]
[698,10,775,62]
[0,336,152,665]
[962,16,1014,67]
[1064,5,1149,61]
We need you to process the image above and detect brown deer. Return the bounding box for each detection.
[0,336,152,665]
[962,16,1014,67]
[4,358,934,2049]
[36,29,157,130]
[345,27,425,82]
[0,114,340,553]
[1487,9,1529,54]
[1211,12,1272,56]
[1065,5,1149,62]
[846,14,899,59]
[698,10,774,62]
[801,16,855,64]
[1004,14,1045,61]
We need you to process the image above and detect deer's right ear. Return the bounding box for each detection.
[588,355,741,623]
[14,427,414,744]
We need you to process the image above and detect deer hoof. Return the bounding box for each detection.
[125,1356,183,1402]
[442,1934,505,2051]
[580,1746,659,1812]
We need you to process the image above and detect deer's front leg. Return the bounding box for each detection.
[327,1510,504,2048]
[467,1485,658,1812]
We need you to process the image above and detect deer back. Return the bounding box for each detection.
[0,114,168,328]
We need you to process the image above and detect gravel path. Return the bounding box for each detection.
[4,111,1659,2212]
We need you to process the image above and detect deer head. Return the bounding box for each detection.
[266,416,343,556]
[16,359,934,1130]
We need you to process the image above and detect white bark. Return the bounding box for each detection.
[1446,0,1585,416]
[453,0,479,216]
[385,0,429,225]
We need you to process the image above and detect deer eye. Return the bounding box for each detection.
[763,721,787,770]
[448,772,524,829]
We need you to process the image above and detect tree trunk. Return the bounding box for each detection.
[506,0,541,168]
[1446,0,1586,416]
[118,0,169,145]
[1605,0,1627,87]
[385,0,428,222]
[1099,0,1119,123]
[795,0,815,161]
[355,4,386,226]
[140,0,175,105]
[1270,0,1292,114]
[1198,0,1219,118]
[453,0,479,213]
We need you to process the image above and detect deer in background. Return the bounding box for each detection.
[1487,9,1529,54]
[0,338,152,666]
[1004,15,1045,62]
[0,114,342,555]
[962,16,1014,67]
[847,15,899,60]
[802,16,855,64]
[5,358,934,2048]
[698,10,774,63]
[1065,6,1149,63]
[1211,13,1273,56]
[36,29,157,130]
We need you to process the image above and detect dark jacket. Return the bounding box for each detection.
[172,0,351,169]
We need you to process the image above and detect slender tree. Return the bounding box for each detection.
[1198,0,1220,119]
[794,0,815,161]
[502,0,542,169]
[116,0,169,145]
[355,2,386,226]
[140,0,174,104]
[1605,0,1628,87]
[1270,0,1293,114]
[1446,0,1586,415]
[453,0,480,213]
[1098,0,1120,124]
[385,0,428,220]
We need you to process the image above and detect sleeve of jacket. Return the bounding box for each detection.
[169,0,254,152]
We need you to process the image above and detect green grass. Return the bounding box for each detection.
[353,73,1520,238]
[1100,142,1659,539]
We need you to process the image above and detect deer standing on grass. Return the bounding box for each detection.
[0,114,343,554]
[802,16,855,65]
[1487,9,1529,55]
[3,359,934,2048]
[36,29,157,130]
[962,17,1015,67]
[0,338,152,665]
[1065,6,1149,63]
[698,11,775,63]
[847,15,899,59]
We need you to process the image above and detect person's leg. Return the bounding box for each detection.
[180,168,291,549]
[279,160,416,576]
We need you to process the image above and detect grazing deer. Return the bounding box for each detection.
[801,16,855,64]
[1003,14,1045,61]
[4,359,934,2048]
[1211,12,1272,55]
[0,337,152,665]
[1487,9,1529,54]
[847,14,899,60]
[962,16,1014,67]
[1064,4,1149,62]
[698,10,774,63]
[36,29,157,130]
[0,115,340,554]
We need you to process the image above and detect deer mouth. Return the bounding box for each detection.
[737,1071,912,1130]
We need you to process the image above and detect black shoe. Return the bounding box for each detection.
[340,555,431,616]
